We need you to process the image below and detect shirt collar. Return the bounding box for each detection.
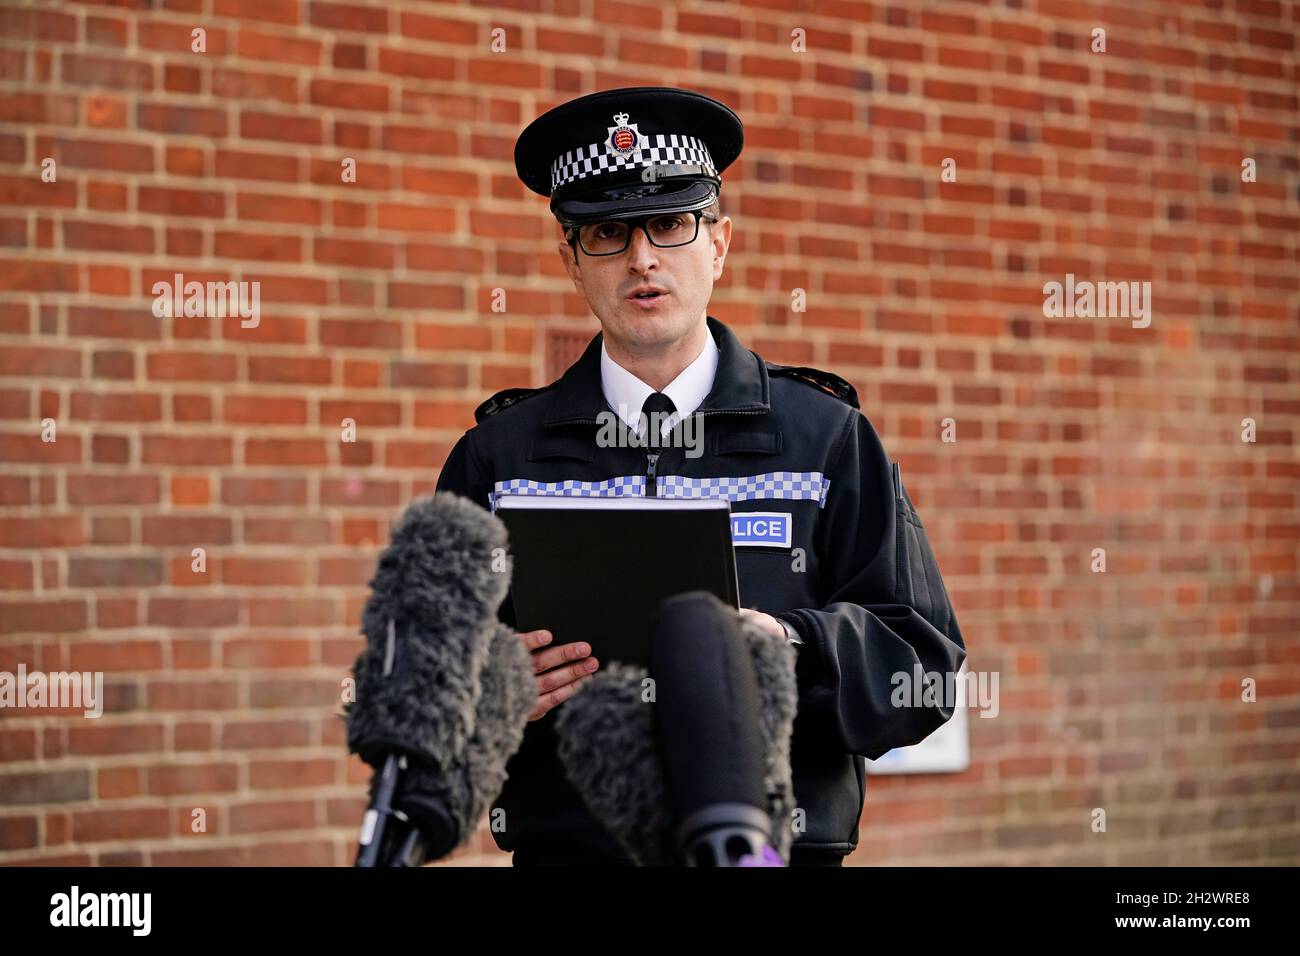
[543,316,770,428]
[600,333,720,435]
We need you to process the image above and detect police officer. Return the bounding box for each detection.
[436,87,967,866]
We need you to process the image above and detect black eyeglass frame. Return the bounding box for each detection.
[565,209,720,257]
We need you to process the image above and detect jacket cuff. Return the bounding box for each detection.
[776,609,824,698]
[774,610,804,646]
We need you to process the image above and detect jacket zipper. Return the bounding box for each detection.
[545,408,769,499]
[640,408,768,497]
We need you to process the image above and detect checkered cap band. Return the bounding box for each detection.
[550,133,717,193]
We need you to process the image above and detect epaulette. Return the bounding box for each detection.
[473,383,555,423]
[766,363,860,409]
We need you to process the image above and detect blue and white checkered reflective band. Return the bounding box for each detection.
[490,476,646,511]
[657,472,830,505]
[490,471,831,512]
[551,134,716,192]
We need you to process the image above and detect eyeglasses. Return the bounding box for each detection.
[568,210,719,257]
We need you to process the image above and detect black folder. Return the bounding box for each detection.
[494,495,740,668]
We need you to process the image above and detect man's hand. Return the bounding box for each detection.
[738,607,788,641]
[518,629,599,721]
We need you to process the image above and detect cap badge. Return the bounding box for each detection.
[606,111,644,157]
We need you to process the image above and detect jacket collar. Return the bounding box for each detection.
[543,315,770,427]
[599,334,719,434]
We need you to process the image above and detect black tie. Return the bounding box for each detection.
[639,392,677,448]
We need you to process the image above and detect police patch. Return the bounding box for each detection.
[730,511,792,549]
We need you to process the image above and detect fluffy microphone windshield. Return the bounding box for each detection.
[344,492,535,858]
[552,606,799,866]
[346,492,512,766]
[453,620,534,832]
[390,620,534,855]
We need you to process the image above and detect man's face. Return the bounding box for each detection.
[558,210,732,353]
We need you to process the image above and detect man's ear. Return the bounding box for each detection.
[710,216,732,281]
[558,238,585,294]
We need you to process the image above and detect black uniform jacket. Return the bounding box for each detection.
[435,315,967,862]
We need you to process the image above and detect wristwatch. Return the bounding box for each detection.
[777,617,803,647]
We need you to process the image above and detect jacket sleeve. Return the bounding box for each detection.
[435,430,491,511]
[434,430,518,629]
[773,408,967,760]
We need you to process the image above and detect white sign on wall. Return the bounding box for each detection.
[864,664,972,775]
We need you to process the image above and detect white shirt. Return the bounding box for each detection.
[598,332,803,648]
[599,335,718,439]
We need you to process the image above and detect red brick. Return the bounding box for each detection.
[0,8,78,42]
[222,639,313,668]
[247,599,339,627]
[309,2,389,33]
[0,816,39,850]
[314,237,396,269]
[72,808,170,843]
[310,78,389,111]
[319,399,401,427]
[147,681,239,712]
[247,355,333,385]
[235,194,324,228]
[69,723,164,758]
[0,733,39,764]
[220,477,308,507]
[139,185,225,218]
[215,148,300,183]
[240,111,323,144]
[170,476,210,506]
[3,769,90,806]
[67,558,164,589]
[61,54,153,91]
[0,600,87,634]
[0,259,80,293]
[222,395,308,424]
[213,229,303,263]
[141,436,234,466]
[389,362,468,389]
[146,600,240,630]
[249,758,337,789]
[147,762,239,795]
[63,219,154,253]
[319,478,401,507]
[319,318,402,350]
[142,515,233,546]
[399,11,478,44]
[236,28,322,65]
[242,517,332,545]
[377,47,454,81]
[146,352,238,382]
[212,67,300,104]
[138,103,228,137]
[70,390,162,421]
[213,0,301,25]
[229,799,319,834]
[220,558,308,587]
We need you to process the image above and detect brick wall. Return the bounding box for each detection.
[1,0,1297,866]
